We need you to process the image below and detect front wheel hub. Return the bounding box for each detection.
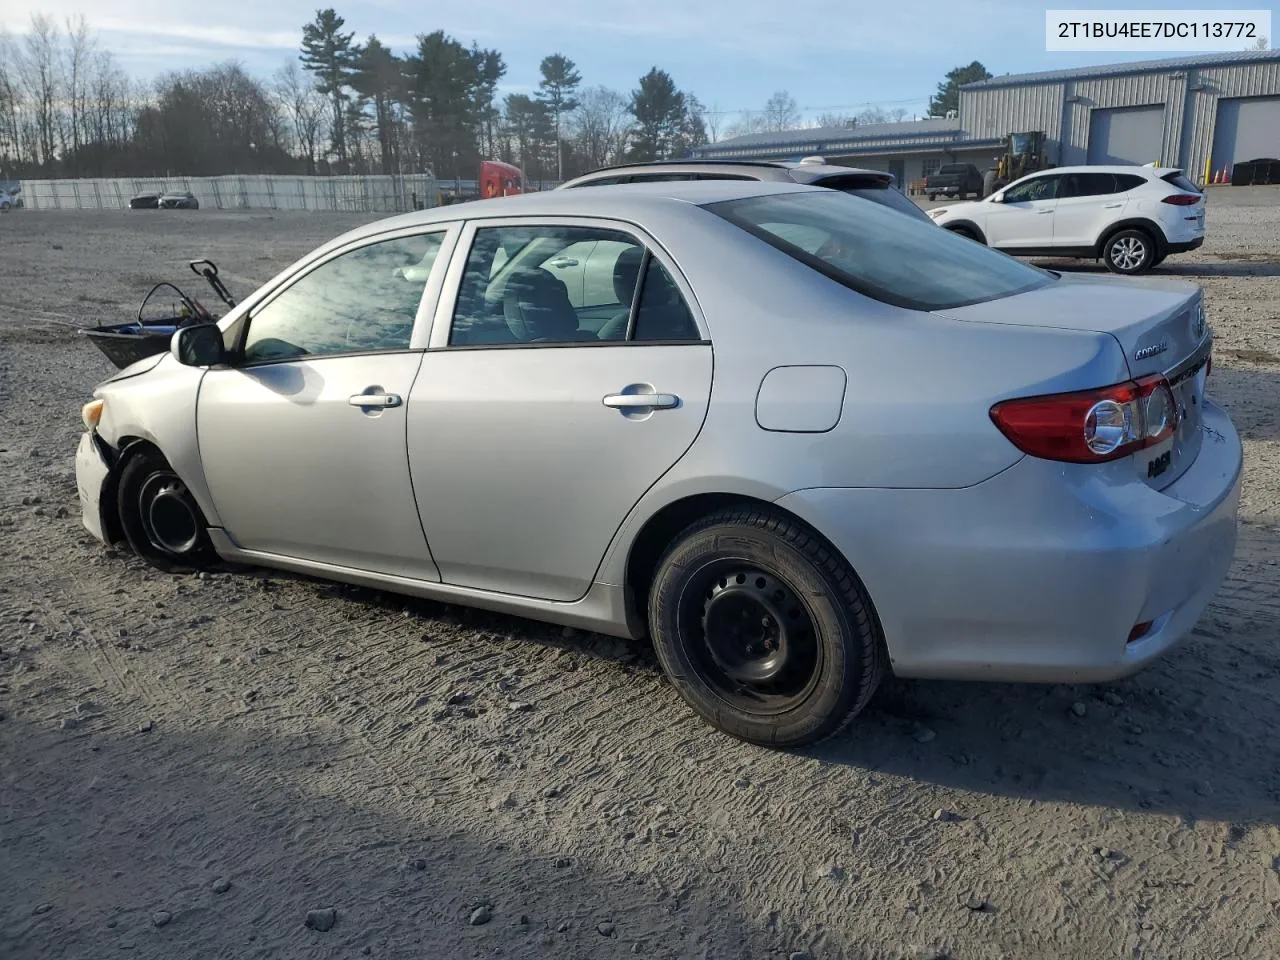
[139,473,201,556]
[701,570,806,684]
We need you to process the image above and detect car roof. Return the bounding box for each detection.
[1020,165,1181,177]
[322,178,830,250]
[558,158,895,188]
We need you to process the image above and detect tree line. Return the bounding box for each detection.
[0,9,988,182]
[0,9,708,182]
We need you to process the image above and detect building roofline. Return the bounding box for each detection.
[961,48,1280,89]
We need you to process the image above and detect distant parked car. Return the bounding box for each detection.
[925,163,985,200]
[160,191,199,210]
[0,188,21,211]
[74,180,1239,748]
[927,165,1206,275]
[558,157,933,224]
[129,190,199,210]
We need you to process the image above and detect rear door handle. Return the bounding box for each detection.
[349,393,402,408]
[1037,209,1053,215]
[1103,202,1123,208]
[603,392,679,409]
[548,257,579,268]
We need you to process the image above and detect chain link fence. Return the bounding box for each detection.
[17,174,440,213]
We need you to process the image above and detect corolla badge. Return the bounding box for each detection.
[1134,340,1168,361]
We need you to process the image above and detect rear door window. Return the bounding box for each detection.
[707,190,1052,311]
[1059,172,1117,197]
[1114,174,1147,191]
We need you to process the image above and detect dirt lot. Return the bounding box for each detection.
[2,190,1279,960]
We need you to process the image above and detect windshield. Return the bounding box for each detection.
[705,190,1054,311]
[1010,133,1032,154]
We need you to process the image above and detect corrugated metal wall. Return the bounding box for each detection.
[959,84,1065,154]
[959,58,1280,183]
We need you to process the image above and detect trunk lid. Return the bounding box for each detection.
[936,273,1211,489]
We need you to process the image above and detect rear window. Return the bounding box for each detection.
[1161,171,1201,193]
[706,190,1053,311]
[811,174,932,223]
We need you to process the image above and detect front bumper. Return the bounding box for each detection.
[776,399,1242,683]
[75,430,112,545]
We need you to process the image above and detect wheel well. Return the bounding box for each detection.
[623,492,865,639]
[944,221,985,244]
[99,436,162,545]
[1096,219,1165,258]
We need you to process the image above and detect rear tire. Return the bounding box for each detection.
[117,449,215,573]
[1103,228,1156,275]
[982,170,997,198]
[647,506,885,747]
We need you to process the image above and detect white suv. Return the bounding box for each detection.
[927,165,1206,274]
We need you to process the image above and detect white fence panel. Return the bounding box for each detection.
[17,174,438,213]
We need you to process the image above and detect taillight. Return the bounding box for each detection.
[990,375,1178,464]
[1160,194,1201,205]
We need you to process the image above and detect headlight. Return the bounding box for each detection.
[82,398,104,429]
[928,208,948,219]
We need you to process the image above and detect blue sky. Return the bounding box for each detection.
[1,0,1271,125]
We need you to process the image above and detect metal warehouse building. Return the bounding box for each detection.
[691,49,1280,188]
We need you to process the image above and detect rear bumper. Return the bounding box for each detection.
[1165,236,1205,255]
[775,399,1242,683]
[75,430,112,545]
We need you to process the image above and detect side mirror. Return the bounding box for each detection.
[171,323,226,367]
[989,192,1004,203]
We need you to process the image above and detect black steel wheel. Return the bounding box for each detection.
[648,505,885,747]
[117,448,214,572]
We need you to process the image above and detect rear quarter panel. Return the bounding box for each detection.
[595,207,1130,584]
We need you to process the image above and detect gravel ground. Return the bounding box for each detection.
[2,190,1279,960]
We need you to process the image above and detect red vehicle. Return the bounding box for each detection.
[480,160,523,198]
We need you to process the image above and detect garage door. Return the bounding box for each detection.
[1087,105,1164,165]
[1212,96,1280,168]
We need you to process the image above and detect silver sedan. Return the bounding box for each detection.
[74,180,1242,747]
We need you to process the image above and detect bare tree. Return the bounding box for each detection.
[17,14,60,169]
[703,101,724,143]
[61,13,94,171]
[762,90,800,132]
[571,85,630,168]
[274,58,328,174]
[813,111,854,129]
[0,32,24,172]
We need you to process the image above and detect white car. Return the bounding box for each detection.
[927,165,1206,275]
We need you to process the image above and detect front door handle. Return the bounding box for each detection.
[603,392,679,409]
[349,393,402,408]
[548,257,579,268]
[1036,209,1053,214]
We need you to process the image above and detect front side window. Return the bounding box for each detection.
[242,233,444,363]
[1002,175,1058,203]
[706,190,1053,311]
[449,224,700,346]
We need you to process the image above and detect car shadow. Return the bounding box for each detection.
[1,715,778,960]
[221,561,1280,826]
